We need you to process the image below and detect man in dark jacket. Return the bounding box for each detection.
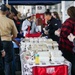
[43,10,61,43]
[0,37,5,75]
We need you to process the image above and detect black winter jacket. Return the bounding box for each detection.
[45,17,61,42]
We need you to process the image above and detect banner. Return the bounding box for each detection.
[4,0,61,5]
[32,65,68,75]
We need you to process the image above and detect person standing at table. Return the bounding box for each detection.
[55,6,75,75]
[42,9,61,43]
[6,5,21,75]
[52,11,61,28]
[22,13,38,37]
[13,12,24,38]
[0,4,18,75]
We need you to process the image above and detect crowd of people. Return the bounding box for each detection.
[0,4,75,75]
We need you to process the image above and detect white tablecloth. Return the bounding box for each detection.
[20,38,71,75]
[20,52,71,75]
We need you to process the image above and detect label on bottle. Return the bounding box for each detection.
[35,54,40,64]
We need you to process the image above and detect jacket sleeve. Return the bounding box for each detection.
[11,20,18,38]
[60,20,73,38]
[48,23,59,35]
[22,21,28,31]
[0,37,3,52]
[57,20,62,28]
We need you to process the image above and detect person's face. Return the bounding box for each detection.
[13,16,18,20]
[28,17,32,22]
[45,14,51,22]
[31,16,34,21]
[8,12,15,19]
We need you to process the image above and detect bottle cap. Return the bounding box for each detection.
[37,54,39,57]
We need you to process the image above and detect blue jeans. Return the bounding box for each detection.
[2,41,16,75]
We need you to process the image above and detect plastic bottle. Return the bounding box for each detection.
[35,54,40,64]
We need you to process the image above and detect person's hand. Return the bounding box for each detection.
[68,33,75,42]
[20,30,23,34]
[43,28,45,31]
[15,41,20,47]
[55,28,61,37]
[1,50,6,57]
[44,30,48,35]
[58,28,61,32]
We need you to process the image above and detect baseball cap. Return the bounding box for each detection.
[27,13,32,18]
[1,4,8,12]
